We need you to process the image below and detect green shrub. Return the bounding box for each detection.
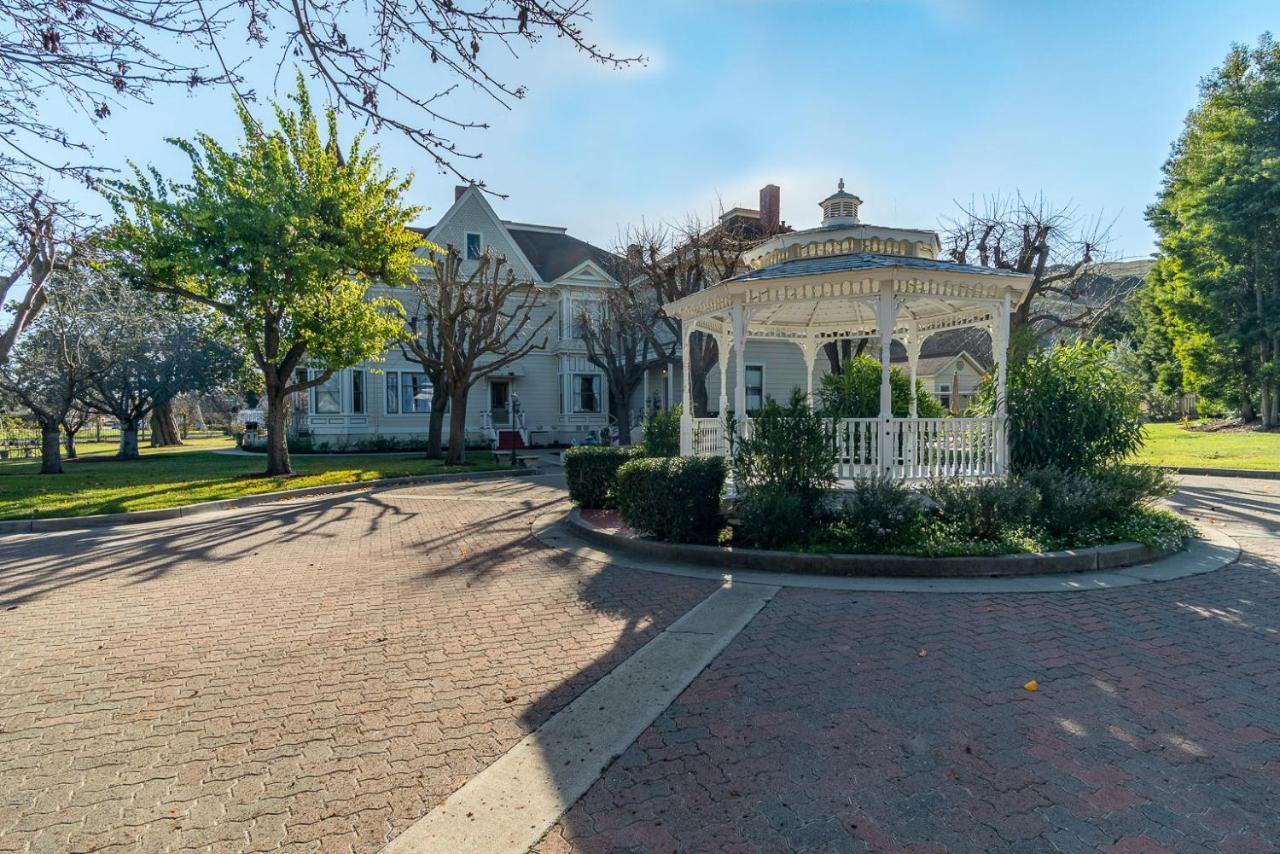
[734,485,814,550]
[922,477,1041,542]
[732,389,836,504]
[1021,463,1176,538]
[640,405,681,457]
[816,355,946,419]
[981,340,1144,473]
[615,456,726,543]
[729,389,836,548]
[817,475,925,553]
[1090,463,1177,509]
[563,446,635,508]
[1018,467,1111,536]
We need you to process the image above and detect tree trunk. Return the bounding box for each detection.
[264,394,292,476]
[690,366,710,418]
[611,384,635,446]
[150,401,184,446]
[426,391,448,459]
[64,428,78,459]
[40,422,63,474]
[1242,396,1256,423]
[117,419,140,460]
[445,387,469,466]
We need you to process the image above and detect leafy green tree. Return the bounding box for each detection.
[107,76,421,475]
[816,355,947,419]
[984,340,1144,473]
[1146,35,1280,426]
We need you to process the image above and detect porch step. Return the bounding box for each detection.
[495,429,527,451]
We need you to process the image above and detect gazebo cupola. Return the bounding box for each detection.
[820,179,862,226]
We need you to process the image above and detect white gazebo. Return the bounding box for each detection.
[664,182,1032,482]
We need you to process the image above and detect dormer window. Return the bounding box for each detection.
[465,232,483,260]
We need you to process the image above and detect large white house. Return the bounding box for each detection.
[297,182,1001,450]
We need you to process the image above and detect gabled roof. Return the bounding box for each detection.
[506,227,619,283]
[889,328,995,370]
[897,352,986,378]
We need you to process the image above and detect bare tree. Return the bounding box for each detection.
[0,271,101,473]
[943,193,1128,346]
[60,404,91,459]
[0,197,87,365]
[575,281,659,445]
[626,212,768,416]
[400,291,453,459]
[412,246,551,465]
[2,0,635,366]
[79,284,238,460]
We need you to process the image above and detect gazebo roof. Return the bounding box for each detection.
[664,252,1032,342]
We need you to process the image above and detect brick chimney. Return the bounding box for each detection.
[455,185,468,201]
[759,184,781,234]
[626,243,642,267]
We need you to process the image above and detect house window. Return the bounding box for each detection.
[385,371,400,414]
[350,371,366,414]
[465,232,483,260]
[572,374,601,413]
[572,297,604,339]
[400,372,433,414]
[313,371,342,414]
[746,365,765,413]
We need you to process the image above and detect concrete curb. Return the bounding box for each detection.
[381,581,778,854]
[0,468,531,535]
[564,509,1172,578]
[1171,466,1280,480]
[535,513,1240,594]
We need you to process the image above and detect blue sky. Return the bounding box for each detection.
[51,0,1280,258]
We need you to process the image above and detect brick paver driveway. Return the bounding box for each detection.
[0,476,716,852]
[4,473,1279,853]
[539,476,1280,853]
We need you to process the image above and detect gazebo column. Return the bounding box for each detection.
[730,303,748,437]
[877,284,899,475]
[905,326,922,418]
[679,322,693,455]
[716,331,731,417]
[796,337,819,407]
[641,365,649,417]
[993,291,1012,474]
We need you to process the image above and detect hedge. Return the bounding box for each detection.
[562,446,635,508]
[615,456,726,543]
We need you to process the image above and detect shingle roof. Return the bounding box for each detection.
[506,228,619,283]
[888,328,995,371]
[726,252,1028,284]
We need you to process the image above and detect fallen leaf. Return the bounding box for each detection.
[917,649,928,658]
[1024,679,1039,692]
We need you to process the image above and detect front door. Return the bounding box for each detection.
[489,380,511,426]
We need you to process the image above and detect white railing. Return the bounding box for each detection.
[479,411,498,447]
[892,417,1000,480]
[687,415,1003,482]
[691,417,727,456]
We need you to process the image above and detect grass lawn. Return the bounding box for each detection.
[0,438,511,520]
[1134,422,1280,471]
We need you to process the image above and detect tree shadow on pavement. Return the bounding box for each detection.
[0,489,416,608]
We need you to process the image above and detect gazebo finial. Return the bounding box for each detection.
[838,178,845,192]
